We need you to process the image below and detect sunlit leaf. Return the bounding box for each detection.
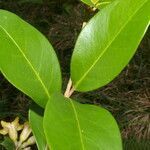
[44,94,122,150]
[0,10,62,107]
[71,0,150,92]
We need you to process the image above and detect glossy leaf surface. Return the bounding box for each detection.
[0,10,61,107]
[71,0,150,92]
[29,105,47,150]
[44,94,122,150]
[81,0,113,9]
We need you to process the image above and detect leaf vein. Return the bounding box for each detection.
[74,1,146,89]
[0,25,51,99]
[69,99,85,150]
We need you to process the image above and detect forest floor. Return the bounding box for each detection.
[0,0,150,149]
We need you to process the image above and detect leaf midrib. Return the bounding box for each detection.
[0,24,51,99]
[69,99,85,150]
[74,0,147,89]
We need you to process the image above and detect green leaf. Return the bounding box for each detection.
[80,0,113,9]
[29,104,47,150]
[71,0,150,92]
[0,10,62,107]
[44,94,122,150]
[0,137,15,150]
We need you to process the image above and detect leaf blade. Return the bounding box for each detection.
[44,94,122,150]
[0,10,62,107]
[81,0,113,9]
[29,105,47,150]
[71,0,150,91]
[0,24,51,98]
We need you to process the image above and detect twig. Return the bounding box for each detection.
[64,79,75,98]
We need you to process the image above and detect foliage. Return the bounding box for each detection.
[44,93,122,149]
[71,0,149,92]
[0,137,15,150]
[29,104,47,150]
[0,10,61,108]
[0,0,149,149]
[80,0,114,9]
